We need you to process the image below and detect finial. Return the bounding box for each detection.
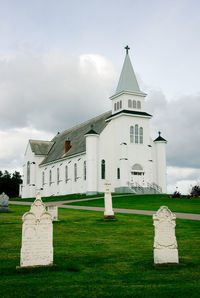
[125,45,130,55]
[158,131,161,137]
[91,124,94,129]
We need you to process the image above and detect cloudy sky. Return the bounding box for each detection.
[0,0,200,194]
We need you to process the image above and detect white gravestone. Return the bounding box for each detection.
[104,181,115,219]
[20,192,53,267]
[0,192,9,212]
[47,206,58,221]
[153,206,179,264]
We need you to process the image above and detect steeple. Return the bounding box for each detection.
[115,46,145,96]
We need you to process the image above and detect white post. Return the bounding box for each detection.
[104,181,115,219]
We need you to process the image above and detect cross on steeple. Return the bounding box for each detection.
[125,45,130,55]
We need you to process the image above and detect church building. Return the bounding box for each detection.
[21,47,167,198]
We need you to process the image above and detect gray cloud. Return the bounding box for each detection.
[146,90,200,169]
[0,51,116,133]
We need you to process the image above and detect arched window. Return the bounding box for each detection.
[128,99,132,108]
[49,170,52,186]
[135,125,138,144]
[27,161,30,185]
[57,168,60,184]
[137,101,141,109]
[83,161,86,180]
[131,164,144,175]
[101,160,105,179]
[133,100,136,108]
[139,127,143,144]
[130,126,134,143]
[117,102,119,110]
[74,163,77,182]
[65,166,68,183]
[114,103,117,111]
[42,171,45,186]
[120,100,122,109]
[117,168,120,179]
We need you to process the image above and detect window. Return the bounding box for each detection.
[74,163,77,182]
[49,170,52,186]
[42,171,45,186]
[120,100,122,109]
[117,168,120,179]
[57,168,60,185]
[135,125,138,144]
[130,126,134,143]
[27,161,30,185]
[128,99,132,108]
[137,101,141,109]
[83,161,86,180]
[133,100,136,108]
[139,127,143,144]
[114,103,117,111]
[101,160,105,179]
[65,166,68,183]
[117,102,119,110]
[131,164,144,176]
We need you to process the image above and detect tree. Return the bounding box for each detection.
[190,185,200,197]
[0,170,22,198]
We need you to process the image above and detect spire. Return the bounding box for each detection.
[115,46,143,95]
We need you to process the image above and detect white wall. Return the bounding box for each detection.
[40,153,87,198]
[22,143,45,198]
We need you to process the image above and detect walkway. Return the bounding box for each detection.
[9,197,200,221]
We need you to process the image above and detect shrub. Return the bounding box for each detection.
[172,190,181,198]
[190,185,200,197]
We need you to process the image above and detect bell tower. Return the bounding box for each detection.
[110,46,147,114]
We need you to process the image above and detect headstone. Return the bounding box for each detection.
[20,192,53,267]
[47,205,58,221]
[0,192,9,212]
[153,206,179,264]
[104,181,115,219]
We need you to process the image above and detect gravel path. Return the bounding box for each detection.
[9,199,200,221]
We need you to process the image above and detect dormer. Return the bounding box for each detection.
[110,46,147,115]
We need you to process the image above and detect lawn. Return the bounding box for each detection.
[0,205,200,297]
[9,193,105,203]
[65,194,200,214]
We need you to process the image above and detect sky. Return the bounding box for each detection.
[0,0,200,194]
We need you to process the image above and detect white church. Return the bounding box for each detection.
[21,46,167,198]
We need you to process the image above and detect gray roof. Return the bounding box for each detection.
[40,111,111,165]
[114,52,146,96]
[30,140,54,155]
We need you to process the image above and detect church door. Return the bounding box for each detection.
[130,164,145,187]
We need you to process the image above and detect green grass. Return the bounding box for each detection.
[10,193,105,202]
[65,194,200,214]
[0,205,200,297]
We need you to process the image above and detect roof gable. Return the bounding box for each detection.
[29,140,54,155]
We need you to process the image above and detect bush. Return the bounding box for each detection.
[190,185,200,197]
[172,190,181,198]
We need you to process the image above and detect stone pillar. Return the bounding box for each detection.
[153,206,179,264]
[20,192,53,267]
[0,193,9,212]
[104,181,115,219]
[47,205,58,221]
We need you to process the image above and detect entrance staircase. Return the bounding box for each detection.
[127,182,162,194]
